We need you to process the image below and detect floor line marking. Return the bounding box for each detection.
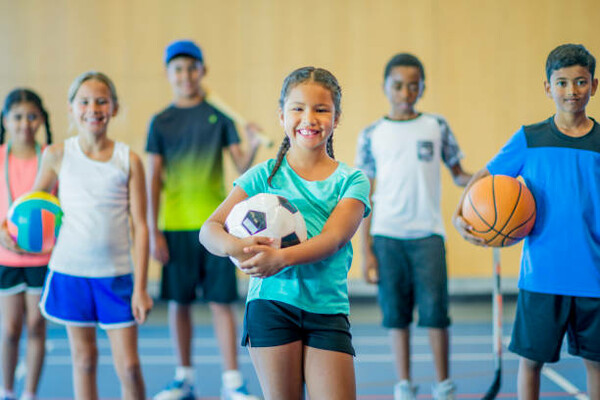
[542,366,588,400]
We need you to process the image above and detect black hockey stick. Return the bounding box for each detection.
[482,248,502,400]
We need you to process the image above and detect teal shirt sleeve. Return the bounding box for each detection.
[233,160,273,196]
[339,167,371,218]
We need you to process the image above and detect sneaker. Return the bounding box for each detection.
[153,380,196,400]
[221,383,261,400]
[394,380,417,400]
[432,379,456,400]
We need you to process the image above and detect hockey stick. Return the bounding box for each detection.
[482,247,502,400]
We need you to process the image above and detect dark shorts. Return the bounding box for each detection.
[161,230,238,304]
[241,299,355,356]
[373,235,450,329]
[509,289,600,363]
[0,264,48,295]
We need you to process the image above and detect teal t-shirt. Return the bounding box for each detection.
[234,157,371,315]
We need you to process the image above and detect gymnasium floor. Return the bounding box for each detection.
[5,296,591,399]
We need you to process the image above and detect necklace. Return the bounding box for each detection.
[5,141,41,206]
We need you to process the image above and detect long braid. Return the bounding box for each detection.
[267,136,290,187]
[0,111,5,145]
[40,108,52,145]
[326,134,335,159]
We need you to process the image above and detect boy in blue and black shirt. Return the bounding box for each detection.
[454,44,600,399]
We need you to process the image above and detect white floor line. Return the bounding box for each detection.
[542,366,588,400]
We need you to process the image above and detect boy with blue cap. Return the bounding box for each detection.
[147,39,261,400]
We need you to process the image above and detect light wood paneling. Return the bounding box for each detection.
[1,0,598,281]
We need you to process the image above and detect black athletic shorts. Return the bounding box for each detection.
[160,230,238,304]
[509,289,600,363]
[242,299,355,356]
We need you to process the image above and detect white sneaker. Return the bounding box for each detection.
[432,379,456,400]
[221,383,260,400]
[394,380,417,400]
[153,379,196,400]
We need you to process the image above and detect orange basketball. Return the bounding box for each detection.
[461,175,536,247]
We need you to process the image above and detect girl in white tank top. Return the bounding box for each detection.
[28,72,152,400]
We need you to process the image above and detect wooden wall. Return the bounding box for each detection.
[1,0,598,282]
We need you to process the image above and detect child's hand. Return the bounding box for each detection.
[229,236,275,267]
[452,210,487,246]
[131,289,154,324]
[239,244,286,278]
[0,220,27,254]
[362,249,379,284]
[150,231,170,264]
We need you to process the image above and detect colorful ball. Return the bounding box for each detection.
[7,191,63,254]
[461,175,536,247]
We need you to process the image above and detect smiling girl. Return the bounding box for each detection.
[31,72,152,400]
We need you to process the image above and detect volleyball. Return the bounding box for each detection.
[7,191,63,254]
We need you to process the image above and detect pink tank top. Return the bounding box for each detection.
[0,143,51,267]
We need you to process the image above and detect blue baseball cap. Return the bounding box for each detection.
[164,40,203,65]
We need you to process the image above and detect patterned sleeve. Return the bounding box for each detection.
[145,115,163,155]
[435,115,464,168]
[355,124,377,179]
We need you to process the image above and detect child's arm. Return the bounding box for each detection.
[240,197,367,278]
[452,167,489,246]
[199,186,275,262]
[449,161,473,187]
[32,144,63,192]
[360,178,378,284]
[146,153,169,264]
[227,133,261,174]
[129,151,153,324]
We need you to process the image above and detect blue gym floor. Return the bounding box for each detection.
[4,297,590,399]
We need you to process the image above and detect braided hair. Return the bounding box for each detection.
[0,89,53,145]
[267,67,342,187]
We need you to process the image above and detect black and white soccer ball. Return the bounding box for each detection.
[225,193,307,265]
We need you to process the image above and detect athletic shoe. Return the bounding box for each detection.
[432,379,456,400]
[394,380,417,400]
[221,383,260,400]
[153,379,196,400]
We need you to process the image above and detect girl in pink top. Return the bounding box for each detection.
[0,89,52,400]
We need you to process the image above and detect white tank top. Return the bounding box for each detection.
[49,137,133,277]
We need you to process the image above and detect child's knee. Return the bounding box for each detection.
[73,349,99,374]
[119,360,144,386]
[520,356,544,371]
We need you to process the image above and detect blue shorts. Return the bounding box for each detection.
[373,235,450,329]
[39,270,136,330]
[509,289,600,363]
[241,299,355,356]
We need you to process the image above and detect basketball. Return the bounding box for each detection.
[461,175,536,247]
[6,191,63,254]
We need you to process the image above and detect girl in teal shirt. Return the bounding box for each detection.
[200,67,370,400]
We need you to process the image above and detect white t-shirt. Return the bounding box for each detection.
[355,114,463,239]
[49,137,133,277]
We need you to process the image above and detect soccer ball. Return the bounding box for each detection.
[224,193,307,265]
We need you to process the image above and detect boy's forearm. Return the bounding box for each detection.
[147,169,162,235]
[360,214,374,255]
